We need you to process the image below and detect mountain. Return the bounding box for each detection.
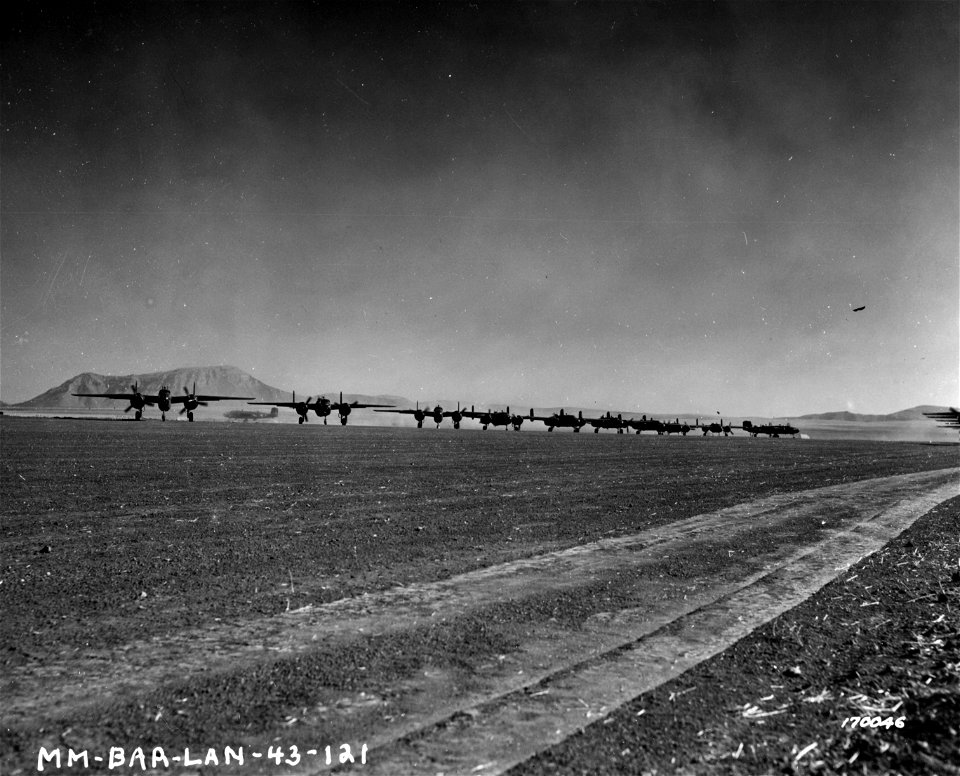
[798,405,954,422]
[12,366,398,411]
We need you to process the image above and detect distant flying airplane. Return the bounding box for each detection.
[462,405,525,430]
[248,391,393,425]
[852,305,866,312]
[583,411,627,434]
[374,401,468,429]
[72,382,253,421]
[741,420,800,438]
[922,407,960,429]
[528,408,588,432]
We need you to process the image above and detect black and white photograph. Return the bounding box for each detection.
[2,1,958,774]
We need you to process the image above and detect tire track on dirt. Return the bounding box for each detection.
[349,474,957,775]
[4,470,956,763]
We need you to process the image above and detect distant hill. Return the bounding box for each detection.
[798,405,954,422]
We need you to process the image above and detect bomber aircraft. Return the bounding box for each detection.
[248,391,393,425]
[72,382,253,421]
[662,418,693,435]
[528,408,588,432]
[463,405,525,430]
[624,415,666,434]
[224,407,280,422]
[375,401,468,429]
[742,420,800,438]
[584,411,627,433]
[695,415,738,436]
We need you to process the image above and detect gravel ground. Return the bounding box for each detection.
[1,418,956,774]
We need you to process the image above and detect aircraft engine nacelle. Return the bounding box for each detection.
[741,420,753,431]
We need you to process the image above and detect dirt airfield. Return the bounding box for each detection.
[1,417,957,775]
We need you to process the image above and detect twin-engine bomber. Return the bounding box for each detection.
[73,382,253,421]
[742,420,801,438]
[248,391,393,425]
[462,406,525,431]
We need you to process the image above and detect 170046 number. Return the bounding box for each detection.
[841,716,905,729]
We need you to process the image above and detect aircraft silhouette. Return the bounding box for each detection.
[463,405,525,430]
[224,407,279,422]
[662,418,693,435]
[248,391,392,425]
[922,407,960,429]
[623,415,665,434]
[374,401,468,429]
[528,408,588,432]
[741,420,800,438]
[72,382,253,421]
[584,411,627,433]
[624,416,693,435]
[694,415,738,436]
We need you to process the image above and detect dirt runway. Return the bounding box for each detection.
[1,418,956,774]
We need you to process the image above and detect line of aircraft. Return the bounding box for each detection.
[71,385,802,436]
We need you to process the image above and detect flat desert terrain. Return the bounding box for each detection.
[1,418,957,775]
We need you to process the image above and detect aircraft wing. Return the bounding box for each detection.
[194,394,255,402]
[247,401,300,408]
[924,408,960,426]
[373,408,419,415]
[72,391,161,405]
[459,410,488,419]
[73,392,137,400]
[336,402,394,409]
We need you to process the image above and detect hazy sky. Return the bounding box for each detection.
[2,1,957,415]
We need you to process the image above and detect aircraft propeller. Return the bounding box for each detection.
[124,383,140,413]
[178,383,209,412]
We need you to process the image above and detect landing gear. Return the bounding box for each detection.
[161,412,166,421]
[187,411,194,422]
[548,427,554,432]
[298,416,305,424]
[340,416,348,426]
[135,410,142,421]
[482,424,488,430]
[594,428,599,434]
[417,420,423,428]
[454,422,460,429]
[573,427,580,433]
